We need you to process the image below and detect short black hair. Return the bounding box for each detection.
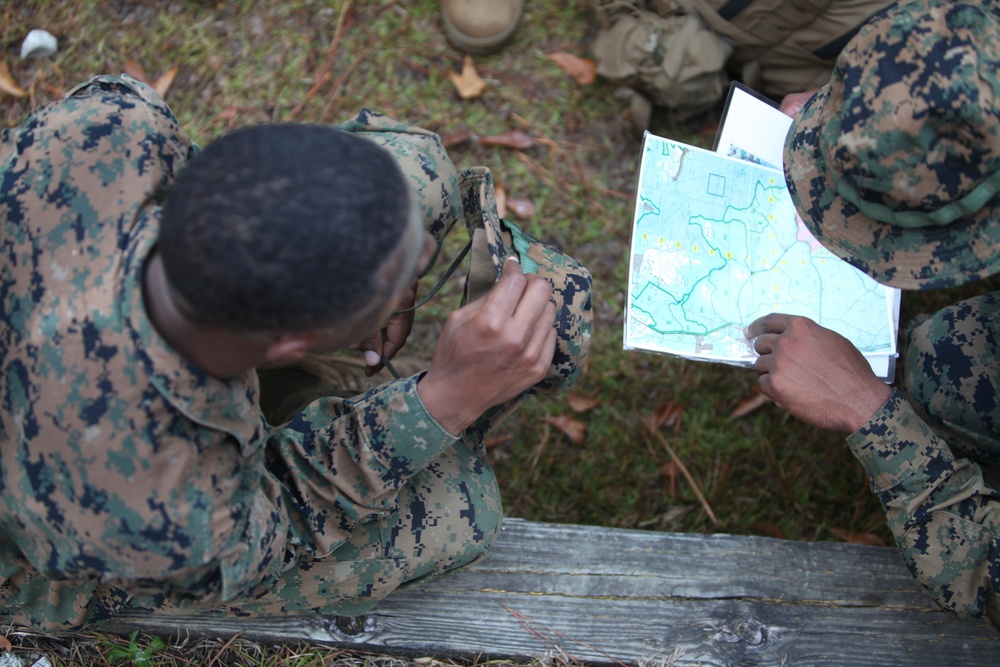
[159,124,413,331]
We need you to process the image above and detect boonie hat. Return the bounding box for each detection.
[783,0,1000,290]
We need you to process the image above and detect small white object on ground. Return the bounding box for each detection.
[20,29,58,59]
[0,653,26,667]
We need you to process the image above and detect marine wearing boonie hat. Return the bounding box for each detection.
[783,0,1000,290]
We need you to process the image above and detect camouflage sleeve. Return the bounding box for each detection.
[266,373,461,554]
[847,389,1000,627]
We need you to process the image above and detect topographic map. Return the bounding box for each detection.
[624,133,898,367]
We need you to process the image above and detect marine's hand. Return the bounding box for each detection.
[355,280,418,376]
[746,313,892,433]
[418,258,557,435]
[779,89,821,118]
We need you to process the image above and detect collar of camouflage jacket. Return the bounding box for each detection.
[120,210,268,454]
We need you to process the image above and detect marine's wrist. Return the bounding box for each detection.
[844,380,894,434]
[416,371,478,437]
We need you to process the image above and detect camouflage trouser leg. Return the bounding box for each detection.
[903,291,1000,467]
[128,439,501,618]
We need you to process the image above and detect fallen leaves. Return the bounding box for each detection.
[751,522,785,540]
[506,196,536,219]
[544,415,587,445]
[493,181,535,220]
[448,48,593,101]
[649,401,685,431]
[484,432,514,449]
[123,58,179,98]
[829,528,886,546]
[0,60,27,98]
[152,66,179,99]
[448,54,486,99]
[729,385,770,419]
[123,58,146,82]
[480,129,535,150]
[439,127,473,149]
[0,634,11,651]
[566,392,601,413]
[545,52,596,85]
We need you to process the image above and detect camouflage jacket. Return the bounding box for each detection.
[849,390,1000,629]
[0,76,460,629]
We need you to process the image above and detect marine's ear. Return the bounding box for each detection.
[263,332,315,364]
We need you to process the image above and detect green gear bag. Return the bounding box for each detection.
[592,0,731,120]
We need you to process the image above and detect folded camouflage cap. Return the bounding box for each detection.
[783,0,1000,290]
[460,167,592,396]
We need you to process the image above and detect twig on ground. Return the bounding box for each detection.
[644,425,719,526]
[289,0,353,119]
[206,631,244,667]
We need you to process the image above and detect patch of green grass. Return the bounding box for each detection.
[102,630,166,666]
[9,627,599,667]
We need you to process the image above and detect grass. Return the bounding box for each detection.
[2,0,998,664]
[8,625,553,667]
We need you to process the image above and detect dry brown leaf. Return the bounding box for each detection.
[750,522,785,539]
[650,402,685,431]
[440,127,473,148]
[124,58,148,82]
[217,106,241,122]
[494,182,507,219]
[480,129,534,150]
[545,52,597,85]
[544,415,587,445]
[566,392,601,413]
[829,528,886,546]
[0,634,10,651]
[448,54,486,99]
[153,66,179,98]
[729,387,770,419]
[0,61,27,98]
[484,432,513,449]
[507,197,536,219]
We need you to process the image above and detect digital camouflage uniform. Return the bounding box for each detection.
[783,0,1000,628]
[0,76,591,631]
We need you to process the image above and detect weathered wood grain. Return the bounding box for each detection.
[105,519,1000,665]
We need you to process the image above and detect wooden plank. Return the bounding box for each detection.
[455,520,934,606]
[105,519,1000,665]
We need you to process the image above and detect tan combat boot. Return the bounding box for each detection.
[441,0,525,54]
